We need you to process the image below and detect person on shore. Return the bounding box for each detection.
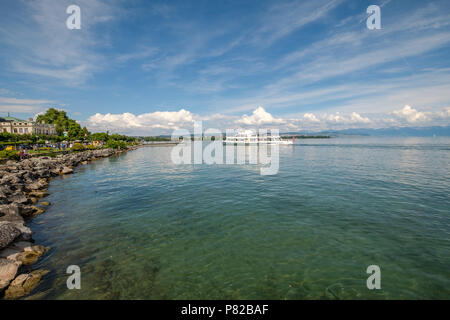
[18,149,24,160]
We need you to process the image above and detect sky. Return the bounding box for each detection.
[0,0,449,134]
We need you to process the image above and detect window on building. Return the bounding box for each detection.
[14,128,17,133]
[19,128,23,133]
[24,128,28,133]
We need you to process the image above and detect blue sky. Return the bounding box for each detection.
[0,0,449,134]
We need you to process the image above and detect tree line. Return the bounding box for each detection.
[1,108,172,146]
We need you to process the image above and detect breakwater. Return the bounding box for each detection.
[0,147,138,299]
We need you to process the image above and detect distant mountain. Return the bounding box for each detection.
[283,126,450,137]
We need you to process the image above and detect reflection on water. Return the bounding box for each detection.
[26,137,450,299]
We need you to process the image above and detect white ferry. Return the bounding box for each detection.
[224,130,293,145]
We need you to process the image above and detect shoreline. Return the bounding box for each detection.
[0,146,140,299]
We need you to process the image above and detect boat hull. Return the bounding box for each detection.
[223,141,293,145]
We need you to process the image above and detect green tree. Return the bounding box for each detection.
[36,108,85,139]
[90,132,109,142]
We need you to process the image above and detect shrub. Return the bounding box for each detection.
[0,150,19,160]
[71,143,86,152]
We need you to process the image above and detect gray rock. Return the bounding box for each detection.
[0,204,24,225]
[0,222,21,250]
[8,193,31,205]
[15,225,33,241]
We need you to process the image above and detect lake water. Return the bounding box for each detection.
[26,137,450,299]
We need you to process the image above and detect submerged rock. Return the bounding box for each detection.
[0,241,49,266]
[27,191,49,199]
[4,269,49,299]
[18,205,35,217]
[14,245,49,266]
[20,206,46,218]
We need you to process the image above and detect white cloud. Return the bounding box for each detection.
[436,107,450,120]
[392,105,428,123]
[324,112,370,125]
[236,106,284,126]
[84,105,449,135]
[303,113,319,122]
[349,112,371,124]
[86,109,196,134]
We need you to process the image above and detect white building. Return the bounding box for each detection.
[0,114,57,135]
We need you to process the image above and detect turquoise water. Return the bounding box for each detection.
[26,137,450,299]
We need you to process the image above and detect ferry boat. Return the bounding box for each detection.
[224,130,293,145]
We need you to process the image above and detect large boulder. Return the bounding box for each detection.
[0,222,21,250]
[61,167,74,175]
[8,193,31,206]
[0,185,11,205]
[17,205,36,217]
[0,243,49,266]
[0,258,21,291]
[4,269,49,299]
[0,208,32,241]
[0,204,24,225]
[1,173,22,186]
[14,224,33,241]
[25,179,48,192]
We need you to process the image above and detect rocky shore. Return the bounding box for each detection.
[0,147,138,299]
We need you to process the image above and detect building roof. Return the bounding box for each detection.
[2,116,27,122]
